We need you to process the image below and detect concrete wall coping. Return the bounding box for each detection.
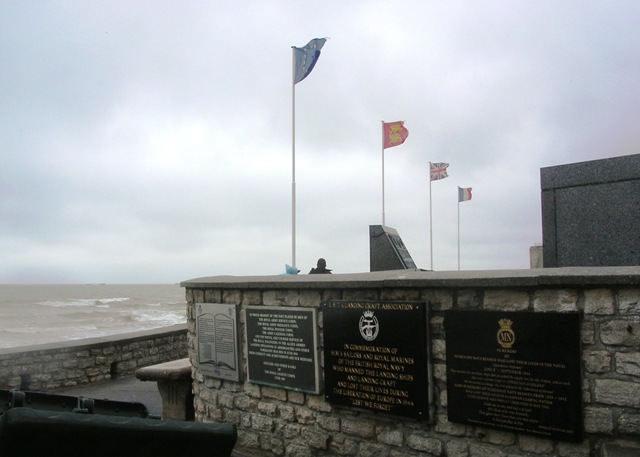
[540,153,640,189]
[0,324,187,356]
[136,358,192,382]
[181,266,640,290]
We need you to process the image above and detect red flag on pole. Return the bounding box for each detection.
[382,121,409,149]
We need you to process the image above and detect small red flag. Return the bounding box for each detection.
[383,121,409,149]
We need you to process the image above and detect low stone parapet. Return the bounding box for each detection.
[0,324,188,391]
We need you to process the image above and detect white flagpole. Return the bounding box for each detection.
[457,188,461,270]
[429,162,433,270]
[381,121,385,226]
[291,47,297,268]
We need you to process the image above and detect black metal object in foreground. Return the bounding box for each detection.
[0,408,237,457]
[0,390,237,457]
[1,389,149,418]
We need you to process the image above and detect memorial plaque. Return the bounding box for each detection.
[445,310,582,442]
[245,306,320,394]
[323,301,430,420]
[196,303,241,382]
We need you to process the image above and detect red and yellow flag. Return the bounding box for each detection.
[383,121,409,149]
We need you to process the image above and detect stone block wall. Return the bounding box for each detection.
[183,268,640,457]
[0,324,187,391]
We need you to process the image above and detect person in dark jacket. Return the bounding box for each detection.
[309,258,332,274]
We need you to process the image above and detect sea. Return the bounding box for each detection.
[0,284,187,349]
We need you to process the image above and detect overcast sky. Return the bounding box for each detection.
[2,1,639,284]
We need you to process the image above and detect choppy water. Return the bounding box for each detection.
[0,284,186,349]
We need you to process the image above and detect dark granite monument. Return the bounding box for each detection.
[369,225,417,271]
[541,154,640,267]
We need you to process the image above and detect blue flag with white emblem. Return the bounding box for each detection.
[293,38,326,84]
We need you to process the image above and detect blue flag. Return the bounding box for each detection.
[285,264,300,275]
[293,38,326,84]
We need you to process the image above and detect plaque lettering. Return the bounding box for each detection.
[246,306,320,393]
[445,310,582,442]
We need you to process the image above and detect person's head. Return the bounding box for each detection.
[317,258,327,268]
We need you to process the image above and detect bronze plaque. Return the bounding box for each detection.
[445,310,582,442]
[323,301,430,420]
[196,303,241,382]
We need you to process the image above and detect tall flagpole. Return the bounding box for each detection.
[381,121,385,226]
[457,189,461,270]
[291,47,297,268]
[289,38,327,271]
[429,162,433,270]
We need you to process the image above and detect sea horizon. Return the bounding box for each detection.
[0,284,187,349]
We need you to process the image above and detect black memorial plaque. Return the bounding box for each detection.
[245,306,320,394]
[445,310,582,442]
[323,301,430,420]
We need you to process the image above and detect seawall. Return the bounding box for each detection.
[182,266,640,457]
[0,324,187,391]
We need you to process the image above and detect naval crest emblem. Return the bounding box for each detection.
[359,310,379,341]
[497,318,515,348]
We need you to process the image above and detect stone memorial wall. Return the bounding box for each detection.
[183,268,640,457]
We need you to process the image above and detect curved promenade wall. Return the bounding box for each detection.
[0,324,187,391]
[182,267,640,457]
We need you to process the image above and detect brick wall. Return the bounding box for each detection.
[0,324,187,391]
[183,268,640,457]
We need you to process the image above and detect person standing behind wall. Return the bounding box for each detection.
[309,258,332,274]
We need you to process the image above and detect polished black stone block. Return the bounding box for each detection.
[541,154,640,267]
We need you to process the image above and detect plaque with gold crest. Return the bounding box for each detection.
[444,310,582,442]
[497,318,515,348]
